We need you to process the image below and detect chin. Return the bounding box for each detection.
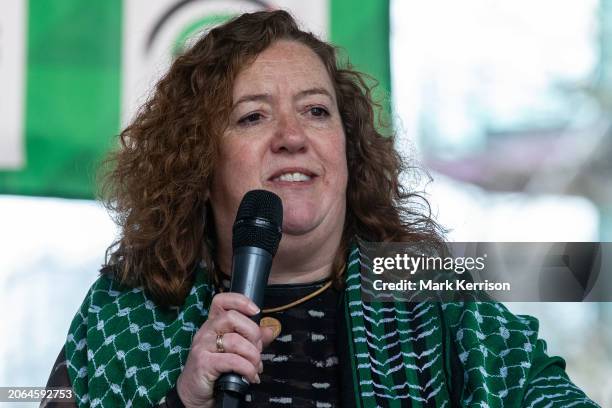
[281,208,319,236]
[281,220,316,236]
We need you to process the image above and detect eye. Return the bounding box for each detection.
[309,106,330,118]
[238,112,263,126]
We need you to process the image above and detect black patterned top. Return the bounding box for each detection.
[222,277,341,407]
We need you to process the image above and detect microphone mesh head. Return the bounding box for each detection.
[233,190,283,255]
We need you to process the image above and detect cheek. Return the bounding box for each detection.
[216,140,263,193]
[327,135,348,188]
[220,139,252,172]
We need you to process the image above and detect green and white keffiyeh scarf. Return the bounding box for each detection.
[66,246,598,407]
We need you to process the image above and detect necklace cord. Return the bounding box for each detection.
[262,280,333,313]
[217,280,333,313]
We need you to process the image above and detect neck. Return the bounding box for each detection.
[215,232,342,285]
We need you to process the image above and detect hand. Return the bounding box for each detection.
[176,293,278,408]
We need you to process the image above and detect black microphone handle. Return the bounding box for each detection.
[228,246,273,318]
[215,246,272,407]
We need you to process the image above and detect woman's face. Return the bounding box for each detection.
[210,40,347,244]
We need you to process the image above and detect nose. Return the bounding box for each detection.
[270,111,307,154]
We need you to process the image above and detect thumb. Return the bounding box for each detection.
[260,317,281,347]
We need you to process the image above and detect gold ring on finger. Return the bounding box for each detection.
[215,333,225,353]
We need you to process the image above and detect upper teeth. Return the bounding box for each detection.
[275,172,312,182]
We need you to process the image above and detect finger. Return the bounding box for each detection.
[209,352,261,384]
[209,309,263,346]
[217,332,262,369]
[209,293,259,318]
[260,326,279,348]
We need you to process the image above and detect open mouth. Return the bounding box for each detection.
[268,169,318,183]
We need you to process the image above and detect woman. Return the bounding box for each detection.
[45,10,598,408]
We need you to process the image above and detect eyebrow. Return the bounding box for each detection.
[233,87,334,107]
[296,87,334,101]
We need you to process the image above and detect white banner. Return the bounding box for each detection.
[122,0,328,126]
[0,0,26,169]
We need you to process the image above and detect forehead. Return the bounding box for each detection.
[232,40,335,98]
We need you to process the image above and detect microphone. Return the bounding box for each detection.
[214,190,283,408]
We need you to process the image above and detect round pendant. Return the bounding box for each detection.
[260,316,282,338]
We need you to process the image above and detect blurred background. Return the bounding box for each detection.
[1,0,611,406]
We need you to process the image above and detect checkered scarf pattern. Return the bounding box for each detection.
[65,246,599,407]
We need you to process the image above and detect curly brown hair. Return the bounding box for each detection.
[99,10,445,308]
